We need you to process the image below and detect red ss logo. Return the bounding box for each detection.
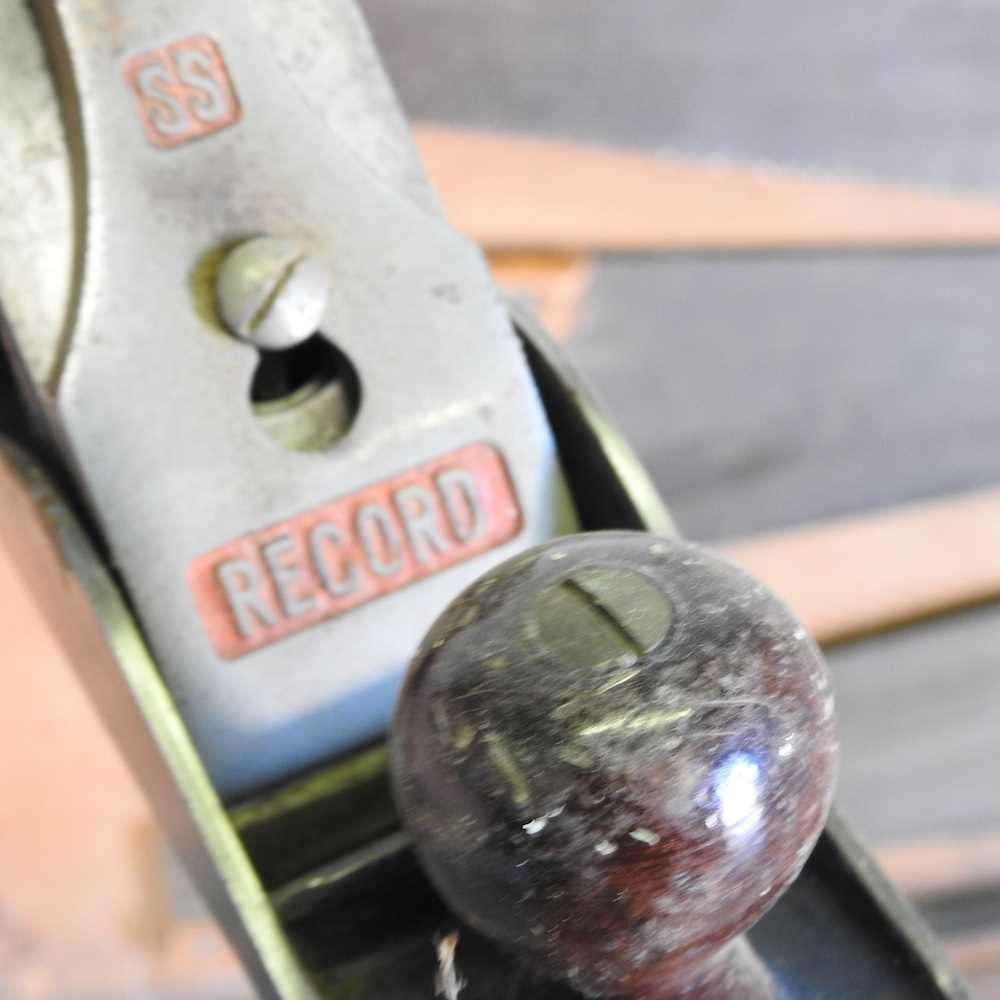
[123,36,241,149]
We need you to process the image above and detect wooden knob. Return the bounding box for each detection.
[392,531,837,998]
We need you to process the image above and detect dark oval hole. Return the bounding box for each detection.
[250,334,361,452]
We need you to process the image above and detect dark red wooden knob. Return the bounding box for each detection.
[391,531,838,998]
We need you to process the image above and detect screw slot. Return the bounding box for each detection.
[216,236,328,351]
[535,567,673,669]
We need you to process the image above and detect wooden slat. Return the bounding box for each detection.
[487,251,592,341]
[878,833,1000,902]
[415,126,1000,252]
[944,930,1000,979]
[721,489,1000,645]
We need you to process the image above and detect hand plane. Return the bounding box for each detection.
[0,2,969,997]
